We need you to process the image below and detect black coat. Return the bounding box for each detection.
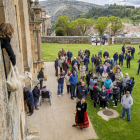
[99,90,108,101]
[0,36,16,65]
[76,101,87,124]
[108,72,115,82]
[37,71,44,79]
[93,86,100,102]
[32,86,40,102]
[76,85,88,99]
[103,52,109,58]
[118,82,123,93]
[86,72,93,85]
[112,87,120,99]
[62,61,69,70]
[85,50,90,57]
[127,55,132,61]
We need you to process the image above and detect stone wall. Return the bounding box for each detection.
[41,36,92,44]
[0,0,34,139]
[108,37,140,44]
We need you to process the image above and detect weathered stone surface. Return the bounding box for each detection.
[108,37,140,44]
[26,135,40,140]
[42,36,92,44]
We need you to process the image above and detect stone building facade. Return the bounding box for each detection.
[0,0,44,139]
[41,9,51,36]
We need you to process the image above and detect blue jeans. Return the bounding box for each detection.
[125,54,127,59]
[115,60,117,65]
[71,84,76,98]
[109,93,115,101]
[40,80,43,89]
[85,64,88,71]
[121,107,131,121]
[131,54,134,60]
[57,83,64,95]
[34,99,39,108]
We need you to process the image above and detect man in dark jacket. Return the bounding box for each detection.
[108,70,115,82]
[113,51,118,65]
[24,87,34,116]
[67,50,73,64]
[136,59,140,75]
[91,54,95,70]
[76,78,83,88]
[72,57,79,67]
[37,68,44,89]
[131,46,135,60]
[106,63,111,74]
[93,83,100,109]
[62,60,69,74]
[76,82,88,103]
[127,53,132,68]
[96,63,104,75]
[32,83,40,110]
[84,56,89,71]
[57,70,65,97]
[69,71,77,100]
[85,48,90,58]
[103,50,109,58]
[119,52,124,67]
[96,57,102,67]
[122,44,125,54]
[55,58,59,76]
[86,70,93,92]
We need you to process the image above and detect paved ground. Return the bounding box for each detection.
[27,62,98,140]
[92,42,108,46]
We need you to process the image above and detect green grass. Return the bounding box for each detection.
[42,43,140,140]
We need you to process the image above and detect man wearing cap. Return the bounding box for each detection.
[24,87,34,116]
[32,83,40,110]
[113,51,118,65]
[120,91,133,122]
[98,49,102,58]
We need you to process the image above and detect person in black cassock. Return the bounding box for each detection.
[72,97,89,129]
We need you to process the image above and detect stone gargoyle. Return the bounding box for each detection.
[6,62,32,92]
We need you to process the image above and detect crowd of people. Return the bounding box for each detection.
[56,46,135,126]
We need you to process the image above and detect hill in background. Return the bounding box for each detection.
[39,0,97,23]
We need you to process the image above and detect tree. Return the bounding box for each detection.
[94,17,109,37]
[55,15,71,35]
[109,16,124,35]
[74,18,94,36]
[55,27,66,36]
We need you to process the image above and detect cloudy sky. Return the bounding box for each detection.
[39,0,140,6]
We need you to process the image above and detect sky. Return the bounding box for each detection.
[39,0,140,6]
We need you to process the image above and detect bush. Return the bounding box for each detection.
[55,27,66,36]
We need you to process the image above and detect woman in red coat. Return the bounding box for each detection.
[72,97,89,129]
